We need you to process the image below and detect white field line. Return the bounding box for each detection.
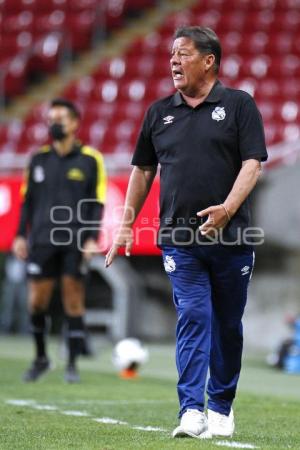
[132,426,168,432]
[216,442,259,449]
[6,399,35,406]
[59,399,176,405]
[61,410,90,417]
[93,418,128,425]
[31,404,58,411]
[5,399,168,434]
[5,399,258,447]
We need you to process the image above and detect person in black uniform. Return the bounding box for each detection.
[13,98,107,383]
[106,27,267,439]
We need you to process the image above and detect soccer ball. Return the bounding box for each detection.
[112,338,149,378]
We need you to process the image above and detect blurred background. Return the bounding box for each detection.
[0,0,299,365]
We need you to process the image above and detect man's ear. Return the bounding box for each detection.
[205,54,215,71]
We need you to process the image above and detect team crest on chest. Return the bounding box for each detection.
[212,106,226,121]
[164,255,176,273]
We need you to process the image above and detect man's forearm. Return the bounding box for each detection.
[121,166,157,227]
[223,159,262,217]
[17,202,31,237]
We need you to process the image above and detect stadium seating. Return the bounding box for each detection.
[0,0,156,99]
[1,0,300,168]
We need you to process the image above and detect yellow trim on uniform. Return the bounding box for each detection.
[81,146,107,203]
[38,145,51,153]
[20,169,29,199]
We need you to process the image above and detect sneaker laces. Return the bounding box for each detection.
[185,409,206,423]
[209,410,231,427]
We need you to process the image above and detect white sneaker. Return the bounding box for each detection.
[172,409,212,439]
[207,408,235,437]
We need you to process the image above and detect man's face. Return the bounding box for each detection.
[170,37,215,95]
[48,106,78,137]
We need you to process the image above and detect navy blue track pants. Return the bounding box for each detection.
[162,244,254,417]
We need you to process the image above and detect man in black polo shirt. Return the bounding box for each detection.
[106,26,267,439]
[13,98,107,383]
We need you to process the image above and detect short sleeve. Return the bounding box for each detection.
[238,94,268,162]
[131,108,158,166]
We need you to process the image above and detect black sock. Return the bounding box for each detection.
[31,313,47,360]
[66,316,85,366]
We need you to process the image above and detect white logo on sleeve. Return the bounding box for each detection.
[241,265,250,276]
[212,106,226,121]
[163,115,174,125]
[164,255,176,273]
[33,166,45,183]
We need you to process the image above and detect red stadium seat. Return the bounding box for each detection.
[28,32,64,73]
[77,118,108,148]
[126,33,172,57]
[92,79,120,102]
[62,76,95,101]
[220,56,242,79]
[254,79,282,101]
[93,58,127,80]
[124,0,155,9]
[153,58,171,78]
[2,54,28,97]
[280,101,300,123]
[271,10,300,31]
[0,32,33,55]
[81,101,117,121]
[34,11,66,33]
[67,0,98,12]
[65,11,96,51]
[0,0,37,13]
[19,121,49,146]
[36,0,68,12]
[2,11,34,33]
[0,120,24,147]
[118,79,147,102]
[238,55,271,79]
[160,10,193,33]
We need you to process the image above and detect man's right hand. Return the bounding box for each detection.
[105,227,134,268]
[12,236,28,260]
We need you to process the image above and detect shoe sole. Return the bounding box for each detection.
[22,362,55,383]
[210,432,234,438]
[64,376,80,384]
[172,426,212,439]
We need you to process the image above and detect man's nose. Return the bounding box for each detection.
[170,53,180,65]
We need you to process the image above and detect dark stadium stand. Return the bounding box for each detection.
[0,0,300,167]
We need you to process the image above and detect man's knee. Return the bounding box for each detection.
[62,276,84,316]
[28,280,53,313]
[64,302,84,316]
[28,294,48,314]
[178,303,211,326]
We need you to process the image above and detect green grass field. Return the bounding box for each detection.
[0,336,300,450]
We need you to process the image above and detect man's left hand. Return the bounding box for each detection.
[197,205,230,237]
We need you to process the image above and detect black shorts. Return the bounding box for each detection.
[27,245,84,279]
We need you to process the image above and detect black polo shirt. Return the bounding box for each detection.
[131,80,268,246]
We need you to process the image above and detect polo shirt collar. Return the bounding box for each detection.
[172,80,225,107]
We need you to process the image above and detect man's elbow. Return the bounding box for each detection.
[135,165,157,181]
[243,158,262,180]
